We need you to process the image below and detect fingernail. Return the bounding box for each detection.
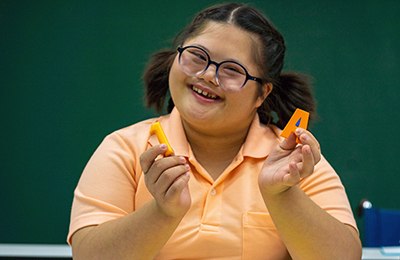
[301,134,309,141]
[290,162,297,169]
[180,157,187,163]
[295,128,302,135]
[160,143,167,150]
[184,164,190,170]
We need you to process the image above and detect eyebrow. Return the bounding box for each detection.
[191,44,251,71]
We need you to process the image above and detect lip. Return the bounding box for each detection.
[188,84,221,103]
[189,83,222,102]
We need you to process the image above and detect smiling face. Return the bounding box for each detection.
[169,22,271,136]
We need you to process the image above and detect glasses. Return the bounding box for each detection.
[177,45,263,91]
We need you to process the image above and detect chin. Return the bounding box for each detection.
[179,105,221,125]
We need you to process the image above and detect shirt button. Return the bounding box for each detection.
[210,189,216,196]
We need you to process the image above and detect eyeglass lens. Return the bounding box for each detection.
[179,47,247,91]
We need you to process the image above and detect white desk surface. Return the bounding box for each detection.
[0,244,399,259]
[362,247,400,260]
[0,244,72,257]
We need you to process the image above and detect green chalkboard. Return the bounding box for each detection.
[1,0,399,245]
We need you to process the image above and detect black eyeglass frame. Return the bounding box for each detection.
[177,46,263,91]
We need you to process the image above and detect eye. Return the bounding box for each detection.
[220,62,246,76]
[187,49,207,62]
[226,66,242,73]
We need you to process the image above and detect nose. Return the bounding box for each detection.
[197,63,219,86]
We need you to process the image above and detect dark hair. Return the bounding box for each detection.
[143,3,316,129]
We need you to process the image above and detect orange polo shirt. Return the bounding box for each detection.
[68,108,358,259]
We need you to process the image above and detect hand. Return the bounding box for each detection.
[140,144,191,218]
[258,128,321,197]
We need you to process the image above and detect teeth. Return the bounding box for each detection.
[192,86,217,99]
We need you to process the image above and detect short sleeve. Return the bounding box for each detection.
[67,132,138,245]
[299,155,358,233]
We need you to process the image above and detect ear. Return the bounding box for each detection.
[255,82,273,107]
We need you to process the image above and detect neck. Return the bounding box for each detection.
[182,117,253,180]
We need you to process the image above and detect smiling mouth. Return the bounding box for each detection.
[191,85,219,100]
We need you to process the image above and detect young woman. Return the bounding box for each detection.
[68,3,361,259]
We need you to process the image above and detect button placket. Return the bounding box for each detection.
[199,184,223,232]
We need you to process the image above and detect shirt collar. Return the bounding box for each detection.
[148,108,281,159]
[148,108,190,157]
[242,113,282,158]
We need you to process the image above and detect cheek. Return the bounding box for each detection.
[240,85,264,109]
[168,59,178,86]
[169,58,186,90]
[169,58,189,105]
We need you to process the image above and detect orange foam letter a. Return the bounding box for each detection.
[280,108,309,143]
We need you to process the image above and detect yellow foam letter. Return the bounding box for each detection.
[149,122,174,156]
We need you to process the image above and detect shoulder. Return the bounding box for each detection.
[103,113,175,156]
[299,154,344,193]
[92,118,158,160]
[111,118,156,142]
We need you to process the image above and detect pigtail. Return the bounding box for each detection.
[264,73,316,129]
[143,50,176,114]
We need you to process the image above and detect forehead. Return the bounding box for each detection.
[183,22,259,66]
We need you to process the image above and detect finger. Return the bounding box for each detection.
[155,164,190,193]
[295,129,321,163]
[164,172,190,201]
[297,145,315,178]
[282,162,301,186]
[147,156,187,185]
[279,132,298,151]
[140,144,168,174]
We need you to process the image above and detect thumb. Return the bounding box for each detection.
[279,132,299,151]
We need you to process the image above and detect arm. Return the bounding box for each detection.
[259,129,362,260]
[71,144,191,260]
